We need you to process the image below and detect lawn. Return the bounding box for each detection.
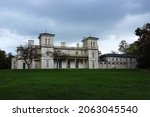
[0,69,150,100]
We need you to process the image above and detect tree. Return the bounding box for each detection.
[126,41,139,55]
[46,50,70,69]
[135,23,150,68]
[0,49,7,69]
[111,50,118,54]
[118,40,129,54]
[17,43,41,69]
[0,50,13,69]
[6,53,14,69]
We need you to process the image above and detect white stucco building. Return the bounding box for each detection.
[11,33,137,69]
[12,33,99,69]
[99,54,137,69]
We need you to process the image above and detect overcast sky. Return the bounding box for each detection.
[0,0,150,54]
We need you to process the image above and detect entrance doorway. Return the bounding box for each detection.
[68,61,70,68]
[76,60,79,68]
[23,63,26,69]
[59,60,62,68]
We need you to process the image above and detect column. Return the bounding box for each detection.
[75,59,76,68]
[83,59,85,68]
[66,59,68,68]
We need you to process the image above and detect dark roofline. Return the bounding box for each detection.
[38,33,55,39]
[82,36,99,42]
[100,54,136,58]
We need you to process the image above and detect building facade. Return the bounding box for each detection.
[11,33,137,69]
[12,33,99,69]
[99,54,137,69]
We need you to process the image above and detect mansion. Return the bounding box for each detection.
[11,33,137,69]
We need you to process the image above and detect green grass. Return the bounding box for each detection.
[0,69,150,100]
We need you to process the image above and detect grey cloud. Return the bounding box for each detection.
[0,0,150,53]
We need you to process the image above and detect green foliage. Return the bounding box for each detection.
[135,23,150,68]
[0,69,150,100]
[126,41,139,55]
[0,49,13,69]
[118,40,129,54]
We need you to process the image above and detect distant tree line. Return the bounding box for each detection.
[118,23,150,68]
[0,49,13,69]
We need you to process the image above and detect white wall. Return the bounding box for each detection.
[88,50,99,69]
[99,57,137,69]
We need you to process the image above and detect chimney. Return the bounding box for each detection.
[61,42,66,47]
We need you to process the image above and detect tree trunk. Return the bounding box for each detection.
[27,64,30,69]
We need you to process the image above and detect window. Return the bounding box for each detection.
[45,38,47,44]
[46,60,49,68]
[112,57,114,61]
[130,58,132,61]
[116,58,118,61]
[68,61,70,68]
[76,60,79,68]
[48,39,50,44]
[91,42,92,47]
[92,52,94,57]
[13,61,16,69]
[92,61,95,68]
[76,51,78,55]
[93,42,95,47]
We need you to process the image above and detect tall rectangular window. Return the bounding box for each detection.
[76,51,78,55]
[45,39,47,44]
[112,57,114,61]
[48,39,50,44]
[92,61,95,68]
[92,52,94,58]
[46,60,49,68]
[93,42,95,47]
[116,58,118,61]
